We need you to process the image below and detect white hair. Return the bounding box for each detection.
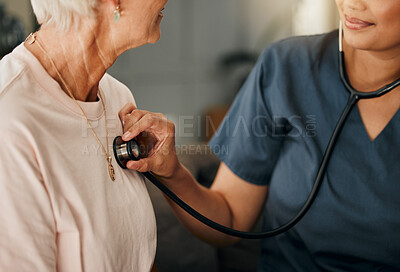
[30,0,98,31]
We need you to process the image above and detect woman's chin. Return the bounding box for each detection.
[147,31,161,44]
[345,35,377,51]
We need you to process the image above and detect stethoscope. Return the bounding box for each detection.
[113,22,400,239]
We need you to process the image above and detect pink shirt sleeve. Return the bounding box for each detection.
[0,132,57,271]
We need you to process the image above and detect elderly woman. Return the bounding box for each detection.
[119,0,400,271]
[0,0,166,271]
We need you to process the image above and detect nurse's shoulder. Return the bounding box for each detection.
[257,30,338,71]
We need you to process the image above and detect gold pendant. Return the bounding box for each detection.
[107,156,116,182]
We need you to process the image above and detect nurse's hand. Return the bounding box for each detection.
[118,103,179,178]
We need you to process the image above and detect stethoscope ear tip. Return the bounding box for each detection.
[339,20,343,52]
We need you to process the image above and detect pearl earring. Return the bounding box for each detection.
[114,5,120,23]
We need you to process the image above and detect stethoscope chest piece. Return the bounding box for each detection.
[113,136,141,169]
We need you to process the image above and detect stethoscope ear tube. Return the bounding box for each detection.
[339,20,400,98]
[113,95,357,239]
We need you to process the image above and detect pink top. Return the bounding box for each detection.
[0,45,157,272]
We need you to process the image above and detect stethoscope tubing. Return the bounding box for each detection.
[142,94,358,239]
[126,23,400,239]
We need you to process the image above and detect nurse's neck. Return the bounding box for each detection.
[343,40,400,93]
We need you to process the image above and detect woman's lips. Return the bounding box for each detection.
[345,15,374,30]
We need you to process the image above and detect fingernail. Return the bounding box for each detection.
[123,131,131,140]
[122,115,128,126]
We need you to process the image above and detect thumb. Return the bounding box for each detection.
[126,157,153,173]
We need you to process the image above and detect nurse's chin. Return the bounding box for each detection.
[344,31,382,51]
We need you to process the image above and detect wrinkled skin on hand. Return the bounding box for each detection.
[118,103,179,178]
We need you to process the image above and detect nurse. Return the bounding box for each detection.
[120,0,400,271]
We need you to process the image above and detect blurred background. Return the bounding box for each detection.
[0,0,338,144]
[0,0,338,271]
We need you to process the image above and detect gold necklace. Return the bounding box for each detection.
[26,33,116,182]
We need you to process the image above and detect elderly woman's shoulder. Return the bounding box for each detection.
[0,51,29,96]
[0,52,32,117]
[0,49,46,136]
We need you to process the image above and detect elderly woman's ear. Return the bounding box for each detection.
[101,0,119,14]
[95,0,120,24]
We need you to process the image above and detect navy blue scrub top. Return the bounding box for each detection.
[209,31,400,271]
